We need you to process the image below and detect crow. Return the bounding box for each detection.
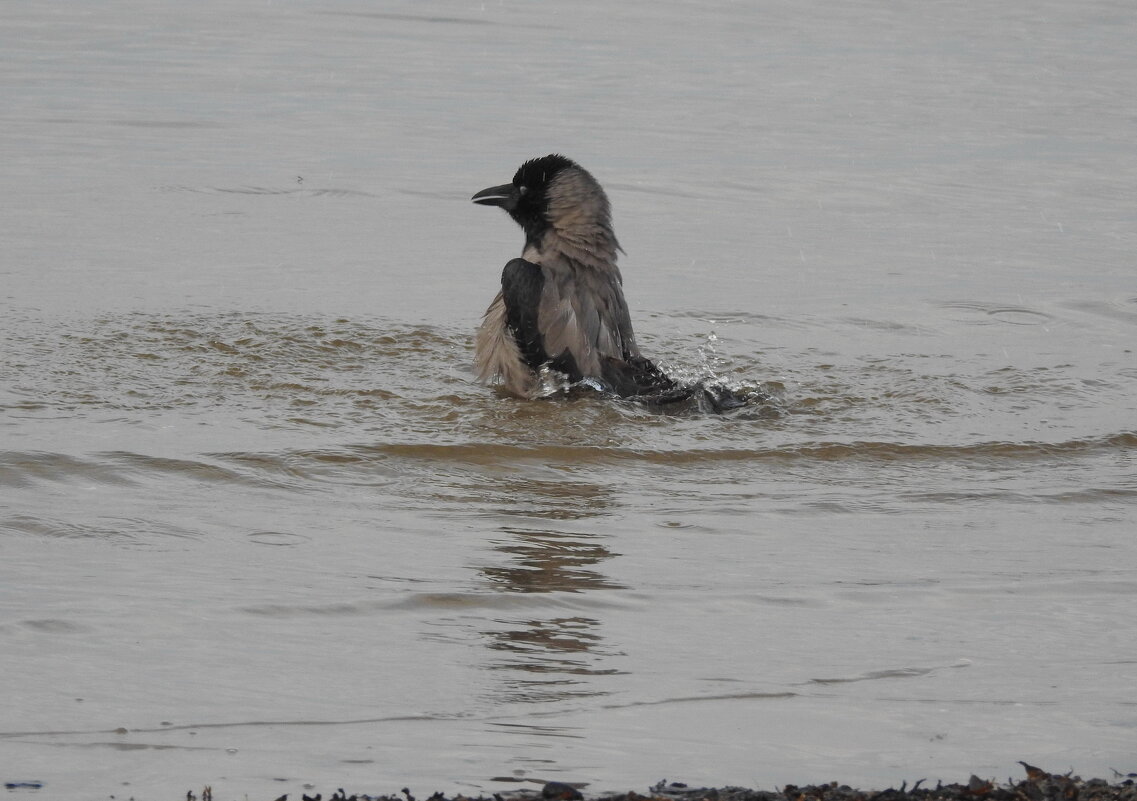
[472,154,741,409]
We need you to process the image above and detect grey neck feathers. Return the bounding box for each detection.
[543,169,623,271]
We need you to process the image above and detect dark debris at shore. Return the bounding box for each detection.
[183,763,1137,801]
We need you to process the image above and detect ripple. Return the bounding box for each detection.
[246,530,310,547]
[0,450,294,491]
[0,312,467,424]
[159,185,377,198]
[2,513,201,546]
[238,591,616,618]
[1061,298,1137,326]
[316,10,496,26]
[941,301,1055,326]
[332,433,1137,467]
[804,662,967,685]
[20,618,89,634]
[0,451,133,488]
[988,307,1054,326]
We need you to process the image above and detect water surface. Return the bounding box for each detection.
[2,1,1136,799]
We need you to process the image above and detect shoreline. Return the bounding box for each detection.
[173,764,1137,801]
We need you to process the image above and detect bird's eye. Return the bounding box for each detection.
[518,185,529,196]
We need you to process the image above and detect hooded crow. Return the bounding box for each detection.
[472,154,716,404]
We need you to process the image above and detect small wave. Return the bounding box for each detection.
[159,185,376,198]
[6,431,1133,500]
[239,591,627,618]
[316,432,1137,467]
[315,10,495,26]
[2,513,201,545]
[18,618,90,634]
[591,690,797,712]
[0,450,292,490]
[1061,298,1137,326]
[0,451,136,489]
[805,665,950,685]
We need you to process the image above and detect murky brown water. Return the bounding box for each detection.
[3,1,1136,799]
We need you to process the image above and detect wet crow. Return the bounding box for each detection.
[472,154,720,405]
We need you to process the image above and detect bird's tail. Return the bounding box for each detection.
[635,381,750,413]
[474,293,539,398]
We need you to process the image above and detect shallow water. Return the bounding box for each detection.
[3,1,1136,799]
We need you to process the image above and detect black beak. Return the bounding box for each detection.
[472,183,518,210]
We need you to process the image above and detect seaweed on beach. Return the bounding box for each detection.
[182,762,1137,801]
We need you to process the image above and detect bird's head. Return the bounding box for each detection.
[472,154,617,253]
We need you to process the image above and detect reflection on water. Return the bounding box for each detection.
[484,527,623,594]
[476,471,626,706]
[484,615,617,704]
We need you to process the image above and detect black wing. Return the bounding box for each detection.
[501,258,587,381]
[500,258,545,371]
[501,258,574,377]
